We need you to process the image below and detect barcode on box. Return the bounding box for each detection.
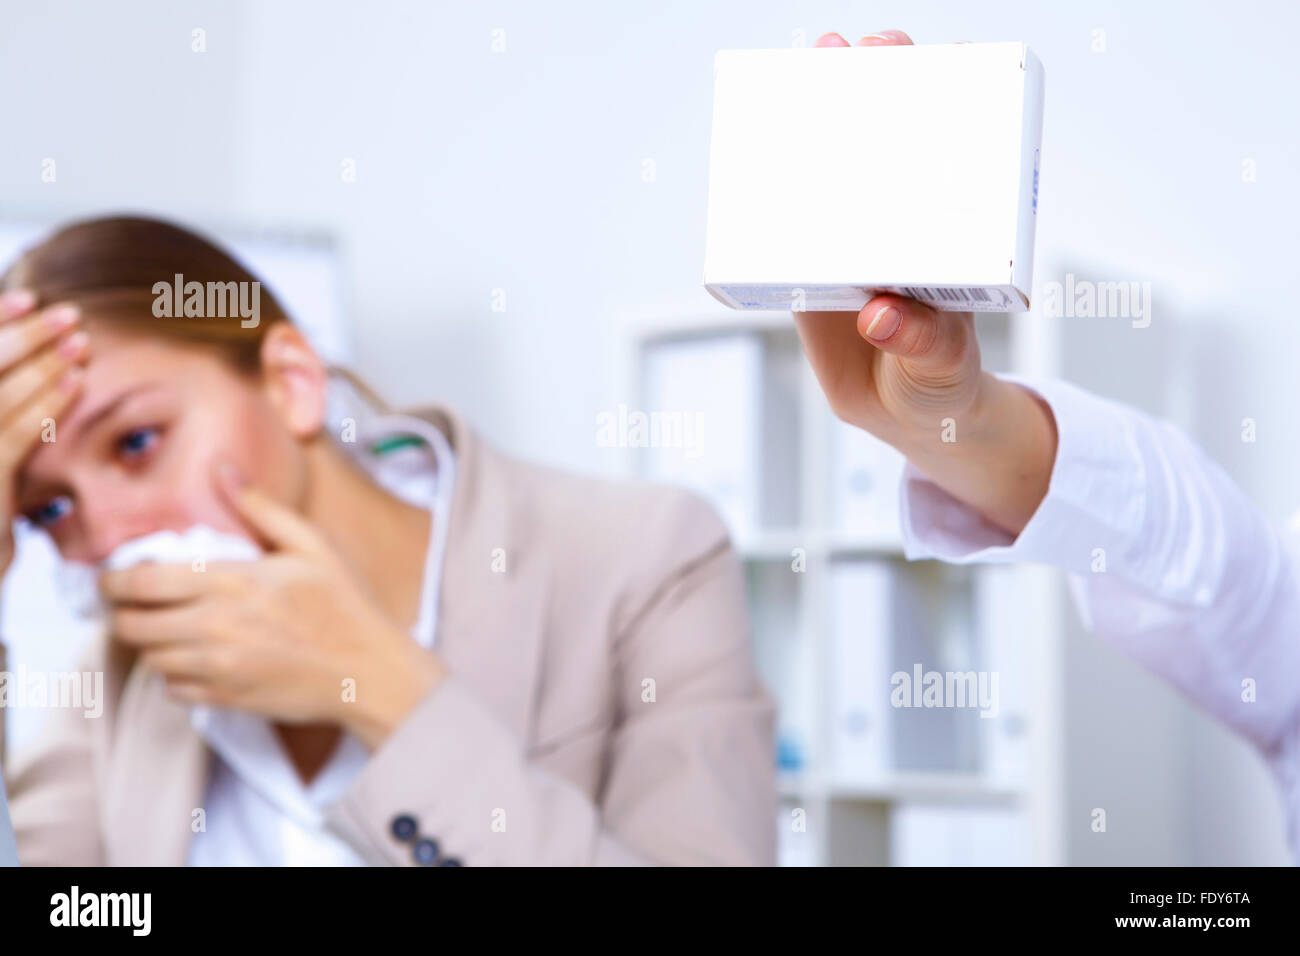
[706,282,1025,312]
[901,286,992,304]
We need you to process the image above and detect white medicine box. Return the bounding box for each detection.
[703,42,1045,313]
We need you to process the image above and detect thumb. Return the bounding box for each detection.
[214,459,325,555]
[857,295,971,370]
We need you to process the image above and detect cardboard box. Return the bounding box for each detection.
[703,42,1045,312]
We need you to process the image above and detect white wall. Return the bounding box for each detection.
[1,0,1297,863]
[3,0,1295,472]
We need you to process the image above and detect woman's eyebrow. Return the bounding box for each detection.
[64,384,163,444]
[14,384,170,503]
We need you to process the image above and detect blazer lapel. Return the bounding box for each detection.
[407,405,547,747]
[102,644,209,866]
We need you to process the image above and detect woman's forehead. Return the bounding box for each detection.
[18,376,172,484]
[17,329,237,480]
[78,319,235,378]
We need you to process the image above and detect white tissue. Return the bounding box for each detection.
[56,525,262,621]
[54,525,269,758]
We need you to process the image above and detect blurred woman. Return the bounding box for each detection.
[0,215,775,866]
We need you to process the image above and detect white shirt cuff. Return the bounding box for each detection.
[899,374,1147,578]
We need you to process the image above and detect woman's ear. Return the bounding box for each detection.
[258,322,328,439]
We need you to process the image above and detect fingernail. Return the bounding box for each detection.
[1,289,37,316]
[865,305,902,340]
[57,330,89,359]
[46,304,81,330]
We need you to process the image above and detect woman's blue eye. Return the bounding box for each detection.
[117,426,160,460]
[29,494,73,528]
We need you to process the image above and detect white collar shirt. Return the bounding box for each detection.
[186,411,456,867]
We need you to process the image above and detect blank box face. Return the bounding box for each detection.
[704,43,1043,312]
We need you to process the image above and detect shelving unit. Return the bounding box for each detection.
[616,293,1066,866]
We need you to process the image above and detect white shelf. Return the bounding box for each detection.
[734,531,907,563]
[780,771,1024,805]
[622,305,797,344]
[617,296,1065,867]
[825,531,909,559]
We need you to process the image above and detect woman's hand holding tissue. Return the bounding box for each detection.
[796,29,1061,536]
[98,459,447,749]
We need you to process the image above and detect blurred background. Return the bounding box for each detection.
[1,0,1297,864]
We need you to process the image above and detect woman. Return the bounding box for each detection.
[0,215,776,866]
[802,27,1300,861]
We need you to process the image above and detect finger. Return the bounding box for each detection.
[0,365,84,475]
[215,459,326,554]
[0,289,38,322]
[793,310,871,385]
[815,32,851,48]
[0,303,81,373]
[111,602,210,647]
[0,330,88,421]
[140,645,213,681]
[99,560,227,605]
[857,295,971,368]
[856,29,914,46]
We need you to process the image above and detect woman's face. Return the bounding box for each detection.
[15,320,311,564]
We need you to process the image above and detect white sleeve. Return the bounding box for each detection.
[898,374,1300,860]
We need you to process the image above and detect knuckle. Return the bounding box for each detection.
[906,315,940,358]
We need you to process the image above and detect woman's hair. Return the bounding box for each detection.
[0,215,292,373]
[0,214,394,411]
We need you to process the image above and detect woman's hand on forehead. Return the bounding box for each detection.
[0,290,89,574]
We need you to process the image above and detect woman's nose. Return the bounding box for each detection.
[83,524,156,566]
[79,501,185,566]
[77,490,236,565]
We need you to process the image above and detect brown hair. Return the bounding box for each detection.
[1,215,295,373]
[1,214,394,411]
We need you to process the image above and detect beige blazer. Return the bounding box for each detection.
[0,404,776,866]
